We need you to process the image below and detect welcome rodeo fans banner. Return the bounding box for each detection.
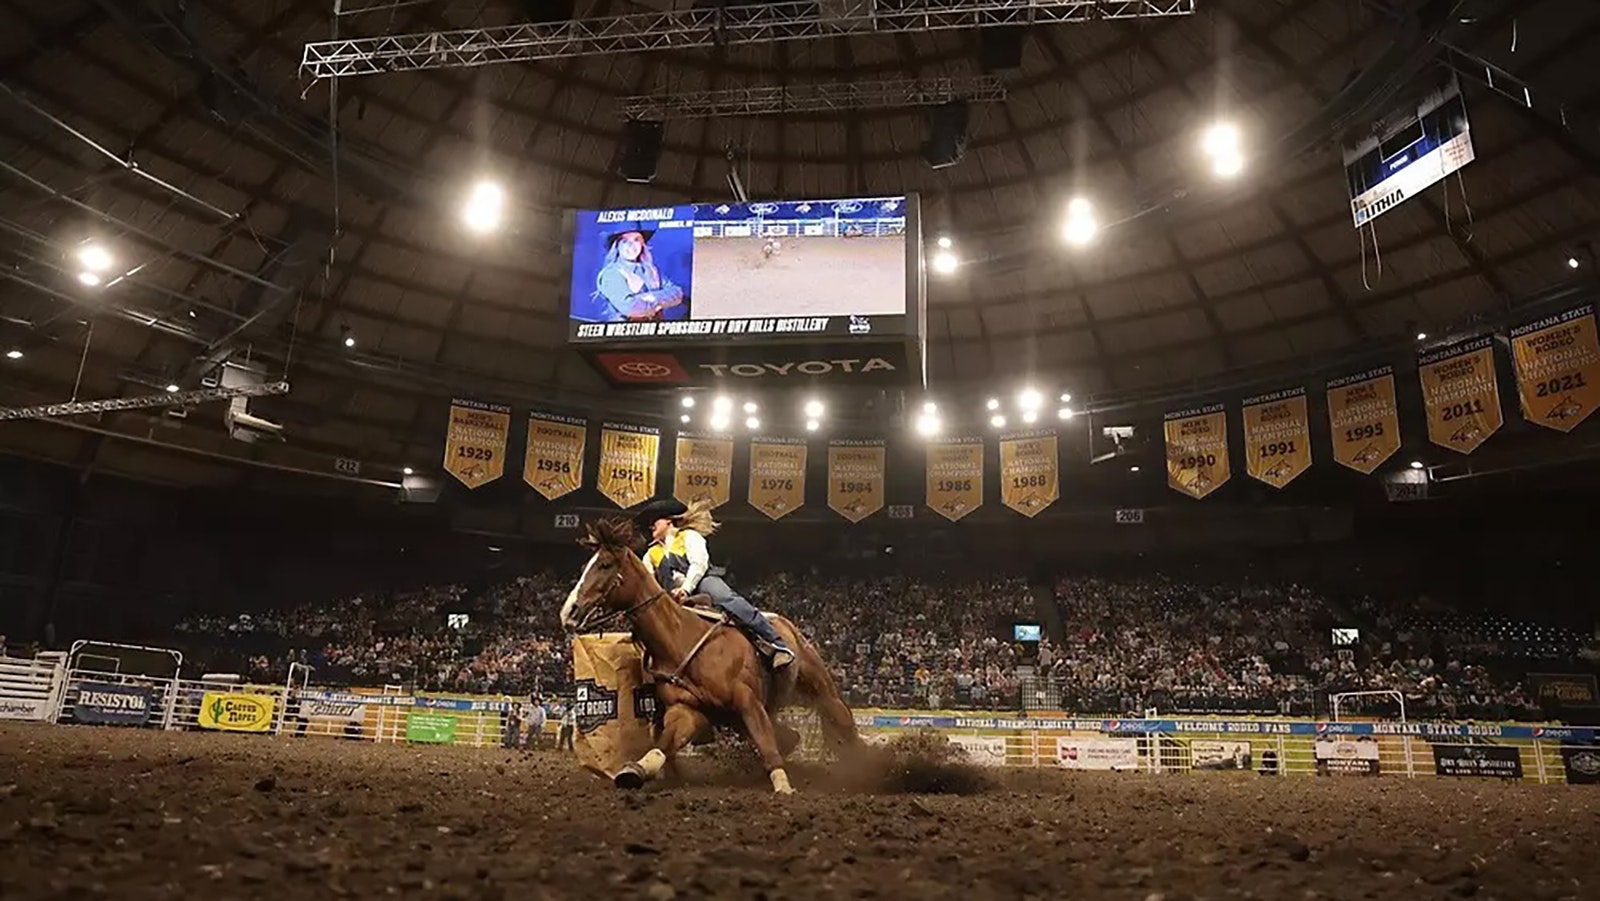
[748,437,806,519]
[597,422,660,508]
[570,633,657,779]
[1163,404,1229,500]
[925,436,983,521]
[827,439,885,522]
[1240,387,1312,488]
[998,430,1059,517]
[672,433,734,508]
[1417,336,1502,453]
[1326,366,1401,474]
[523,412,586,500]
[1510,305,1600,432]
[443,398,511,489]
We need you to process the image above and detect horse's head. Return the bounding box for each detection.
[560,517,653,631]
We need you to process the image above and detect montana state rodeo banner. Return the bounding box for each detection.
[597,422,659,508]
[827,439,885,523]
[1241,388,1312,488]
[443,398,511,489]
[1510,306,1600,432]
[1326,367,1401,474]
[523,412,586,500]
[999,430,1059,517]
[1163,404,1229,500]
[672,433,733,508]
[926,437,983,521]
[748,438,806,520]
[1417,337,1502,453]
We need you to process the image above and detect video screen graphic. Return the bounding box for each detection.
[1014,624,1042,642]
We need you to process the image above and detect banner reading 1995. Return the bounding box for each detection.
[926,437,983,521]
[1163,404,1229,500]
[1510,306,1600,432]
[1326,366,1401,474]
[999,430,1058,517]
[597,422,659,509]
[1241,387,1312,488]
[748,438,807,520]
[443,398,511,489]
[828,439,885,523]
[1417,337,1502,453]
[523,412,586,500]
[673,433,733,508]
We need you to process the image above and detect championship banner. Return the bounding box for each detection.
[672,433,734,508]
[748,437,807,520]
[827,439,885,523]
[443,398,511,489]
[1326,366,1401,474]
[597,422,660,509]
[999,430,1059,517]
[1162,404,1229,500]
[925,436,983,521]
[1417,337,1502,454]
[523,412,586,500]
[1241,388,1312,488]
[1510,306,1600,432]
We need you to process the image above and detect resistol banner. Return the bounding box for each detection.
[443,398,511,489]
[1241,387,1312,488]
[597,422,660,509]
[926,436,984,521]
[672,433,733,508]
[1163,404,1230,500]
[1326,366,1401,474]
[999,430,1059,517]
[1510,305,1600,432]
[827,439,885,523]
[1417,336,1502,453]
[523,412,586,500]
[748,437,807,520]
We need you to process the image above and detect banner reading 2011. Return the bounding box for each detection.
[926,437,983,521]
[827,440,885,523]
[523,412,585,500]
[999,430,1058,517]
[748,438,806,520]
[673,434,733,508]
[1510,306,1600,432]
[597,423,659,509]
[443,398,511,489]
[1326,367,1401,474]
[1417,337,1502,453]
[1162,404,1229,500]
[1241,388,1312,488]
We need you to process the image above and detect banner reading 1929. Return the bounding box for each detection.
[1509,305,1600,432]
[443,398,511,489]
[1163,404,1229,500]
[1326,366,1401,474]
[673,433,733,508]
[926,437,983,521]
[1417,336,1502,454]
[1241,387,1312,488]
[748,438,807,520]
[828,439,885,523]
[999,430,1058,517]
[597,423,659,509]
[523,412,586,500]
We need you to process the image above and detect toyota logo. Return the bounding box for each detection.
[616,360,673,379]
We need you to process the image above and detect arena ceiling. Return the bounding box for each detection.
[0,0,1598,487]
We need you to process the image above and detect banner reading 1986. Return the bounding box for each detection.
[828,439,885,523]
[673,433,733,508]
[1510,306,1600,432]
[1326,366,1401,474]
[597,422,659,509]
[1241,387,1312,488]
[926,437,983,521]
[1163,404,1230,500]
[999,430,1059,517]
[1417,337,1502,453]
[443,398,511,489]
[523,412,585,500]
[748,438,806,520]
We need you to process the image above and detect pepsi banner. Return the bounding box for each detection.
[73,682,154,726]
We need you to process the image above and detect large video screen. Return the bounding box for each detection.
[568,195,917,343]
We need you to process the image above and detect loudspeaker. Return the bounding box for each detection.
[978,26,1025,71]
[617,119,665,184]
[921,101,969,170]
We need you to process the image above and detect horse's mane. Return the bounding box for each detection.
[580,516,636,551]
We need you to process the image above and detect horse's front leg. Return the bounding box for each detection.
[615,704,707,790]
[734,685,794,795]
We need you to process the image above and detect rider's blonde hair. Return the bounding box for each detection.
[673,498,719,537]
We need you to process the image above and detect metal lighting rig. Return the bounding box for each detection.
[0,381,290,422]
[617,75,1006,120]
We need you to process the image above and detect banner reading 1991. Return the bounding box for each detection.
[1417,337,1502,453]
[1163,404,1229,500]
[1326,366,1401,474]
[597,422,659,509]
[748,438,806,520]
[999,430,1058,517]
[828,439,885,523]
[926,437,983,521]
[443,398,511,489]
[673,433,733,508]
[523,412,585,500]
[1241,387,1312,488]
[1510,305,1600,432]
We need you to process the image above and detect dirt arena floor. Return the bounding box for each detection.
[2,722,1597,900]
[690,236,905,319]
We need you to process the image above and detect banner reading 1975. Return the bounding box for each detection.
[1510,305,1600,432]
[1241,387,1312,488]
[1417,336,1502,453]
[1163,404,1229,500]
[597,422,659,509]
[523,412,586,500]
[926,437,983,521]
[999,430,1058,517]
[828,439,885,523]
[1326,366,1401,474]
[748,438,807,520]
[443,398,511,489]
[673,433,733,508]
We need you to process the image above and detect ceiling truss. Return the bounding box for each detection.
[617,74,1005,120]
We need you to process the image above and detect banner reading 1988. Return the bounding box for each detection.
[672,433,733,508]
[1417,336,1502,453]
[1163,404,1229,500]
[597,423,659,509]
[748,438,806,520]
[1241,387,1312,488]
[999,430,1058,517]
[1510,306,1600,432]
[443,398,511,489]
[523,412,585,500]
[828,439,885,523]
[926,437,983,521]
[1326,366,1401,474]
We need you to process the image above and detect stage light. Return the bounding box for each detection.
[985,397,1000,411]
[679,414,691,424]
[681,396,695,408]
[1416,331,1427,341]
[713,396,733,413]
[804,399,824,418]
[1130,465,1141,473]
[1202,122,1240,158]
[165,383,179,393]
[931,250,959,275]
[4,349,21,360]
[462,179,505,234]
[745,416,760,430]
[77,242,114,273]
[923,401,938,415]
[989,414,1006,429]
[1062,214,1098,246]
[1017,388,1042,411]
[1058,407,1074,420]
[1569,256,1581,269]
[1059,392,1072,403]
[1409,460,1425,470]
[403,467,414,475]
[915,412,942,437]
[937,235,953,250]
[805,419,820,432]
[1022,410,1038,424]
[710,414,730,431]
[344,335,356,348]
[743,401,758,414]
[1212,151,1244,178]
[1068,197,1092,217]
[77,271,102,287]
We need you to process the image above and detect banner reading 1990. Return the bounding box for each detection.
[1510,305,1600,432]
[1326,366,1401,474]
[926,437,983,521]
[1417,336,1502,453]
[672,433,733,508]
[523,412,585,500]
[597,422,659,509]
[1241,387,1312,488]
[1163,404,1229,500]
[748,438,806,520]
[999,430,1058,517]
[443,398,511,489]
[828,439,885,523]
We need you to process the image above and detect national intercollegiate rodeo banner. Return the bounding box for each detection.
[443,398,511,489]
[522,412,585,500]
[1509,305,1600,432]
[748,437,807,520]
[827,439,885,523]
[1326,366,1401,474]
[1417,336,1502,454]
[925,436,983,521]
[999,430,1059,517]
[1163,404,1229,500]
[672,433,733,508]
[597,422,659,508]
[1241,387,1312,488]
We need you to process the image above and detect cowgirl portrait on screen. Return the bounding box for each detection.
[591,222,686,322]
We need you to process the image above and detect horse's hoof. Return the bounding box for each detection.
[773,785,795,796]
[614,764,646,790]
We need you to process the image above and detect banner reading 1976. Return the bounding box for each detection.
[673,433,733,508]
[1510,305,1600,432]
[443,398,511,489]
[827,439,885,523]
[523,412,586,500]
[597,422,659,509]
[1163,404,1229,500]
[926,437,984,521]
[748,438,806,520]
[1241,387,1312,488]
[1417,336,1502,453]
[1326,366,1401,474]
[999,430,1059,517]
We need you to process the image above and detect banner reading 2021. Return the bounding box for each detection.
[827,440,884,523]
[1241,388,1312,488]
[673,434,733,508]
[1162,404,1229,500]
[999,431,1058,517]
[597,423,659,508]
[748,438,806,520]
[1417,337,1502,453]
[926,437,983,521]
[523,412,585,500]
[443,398,511,489]
[1510,306,1600,432]
[1326,367,1400,474]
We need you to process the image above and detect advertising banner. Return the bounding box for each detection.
[1509,306,1600,432]
[198,692,277,733]
[1241,388,1312,488]
[827,439,885,523]
[1314,737,1380,775]
[925,437,983,521]
[948,734,1009,767]
[672,433,734,508]
[523,412,586,500]
[1529,672,1599,708]
[288,698,366,733]
[405,712,458,744]
[443,398,511,489]
[1056,737,1139,771]
[748,438,806,520]
[597,422,660,509]
[1326,366,1401,474]
[1417,336,1502,453]
[73,682,154,726]
[1560,745,1600,784]
[570,633,657,779]
[999,430,1058,517]
[0,697,49,721]
[1432,743,1522,779]
[1191,739,1252,771]
[1163,403,1230,499]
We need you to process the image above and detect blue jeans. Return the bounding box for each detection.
[656,557,789,650]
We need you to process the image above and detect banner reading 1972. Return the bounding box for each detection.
[597,422,659,509]
[926,437,983,521]
[828,439,885,523]
[999,430,1058,517]
[1163,404,1229,500]
[443,398,511,489]
[523,412,586,500]
[748,438,806,520]
[1510,305,1600,432]
[1241,387,1312,488]
[1326,366,1401,474]
[1417,336,1502,453]
[673,433,733,508]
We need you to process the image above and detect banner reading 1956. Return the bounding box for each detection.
[999,430,1058,517]
[1163,404,1229,499]
[748,438,806,520]
[926,437,983,521]
[827,439,885,523]
[1241,387,1312,488]
[443,398,511,489]
[1510,306,1600,432]
[673,433,733,508]
[523,412,586,500]
[597,423,659,509]
[1417,337,1502,453]
[1326,366,1401,474]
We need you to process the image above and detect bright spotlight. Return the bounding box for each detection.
[1067,197,1092,217]
[915,412,942,437]
[77,243,114,273]
[165,383,179,393]
[1202,122,1240,157]
[402,467,414,476]
[462,179,505,234]
[77,271,102,287]
[804,399,824,418]
[1017,388,1042,411]
[1059,392,1072,403]
[5,349,21,360]
[1416,331,1428,341]
[1062,215,1098,246]
[931,250,959,275]
[1057,407,1074,420]
[712,396,733,413]
[1211,151,1244,178]
[985,397,1000,411]
[1569,256,1582,269]
[989,414,1007,429]
[1130,465,1141,473]
[681,396,696,408]
[743,401,758,414]
[344,335,356,348]
[710,414,731,431]
[1409,460,1425,470]
[680,414,691,424]
[805,419,820,432]
[745,416,761,430]
[1021,410,1038,424]
[922,401,938,415]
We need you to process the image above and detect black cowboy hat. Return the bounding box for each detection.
[604,221,657,250]
[634,497,687,529]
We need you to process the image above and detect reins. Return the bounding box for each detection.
[573,561,721,702]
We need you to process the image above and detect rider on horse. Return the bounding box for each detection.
[636,497,795,668]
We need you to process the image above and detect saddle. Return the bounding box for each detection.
[680,598,780,625]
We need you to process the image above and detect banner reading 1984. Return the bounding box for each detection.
[1510,306,1600,432]
[926,437,983,521]
[1326,366,1401,474]
[443,398,511,489]
[673,433,733,508]
[597,422,659,509]
[1241,387,1312,488]
[828,439,885,523]
[523,412,585,500]
[999,430,1058,517]
[1163,404,1229,500]
[1417,337,1502,453]
[748,438,806,520]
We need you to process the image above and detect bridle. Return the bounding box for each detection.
[571,552,668,634]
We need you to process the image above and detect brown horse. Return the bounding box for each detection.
[559,517,862,794]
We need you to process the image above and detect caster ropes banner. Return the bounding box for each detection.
[1241,388,1312,488]
[1417,337,1502,453]
[523,412,586,500]
[999,430,1059,517]
[1509,306,1600,432]
[443,398,511,489]
[925,437,984,521]
[672,433,734,508]
[827,439,885,522]
[748,437,807,520]
[597,423,660,508]
[1326,367,1401,474]
[1163,404,1229,500]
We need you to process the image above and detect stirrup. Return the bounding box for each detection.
[756,640,794,668]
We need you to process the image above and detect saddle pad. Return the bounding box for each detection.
[683,601,778,623]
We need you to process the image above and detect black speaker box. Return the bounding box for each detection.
[978,26,1025,71]
[921,101,969,170]
[617,119,665,184]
